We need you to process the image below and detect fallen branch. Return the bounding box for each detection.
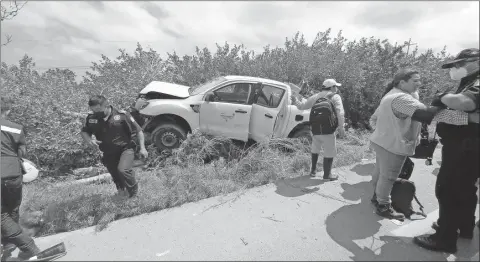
[54,173,111,187]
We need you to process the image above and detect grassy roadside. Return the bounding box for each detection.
[20,129,374,237]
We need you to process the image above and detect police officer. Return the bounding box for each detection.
[80,95,148,198]
[414,48,479,253]
[1,97,41,260]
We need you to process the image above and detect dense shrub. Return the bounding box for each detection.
[1,29,457,175]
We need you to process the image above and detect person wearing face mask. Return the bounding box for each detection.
[368,68,470,221]
[80,95,148,198]
[414,48,479,254]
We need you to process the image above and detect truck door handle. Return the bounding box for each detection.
[265,113,273,119]
[235,109,247,114]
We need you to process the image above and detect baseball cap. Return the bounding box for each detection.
[441,48,479,69]
[323,79,342,88]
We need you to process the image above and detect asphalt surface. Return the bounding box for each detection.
[16,149,480,261]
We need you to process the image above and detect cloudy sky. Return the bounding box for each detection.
[1,1,479,81]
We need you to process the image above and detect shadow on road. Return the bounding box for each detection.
[324,163,453,261]
[274,175,327,197]
[349,163,376,177]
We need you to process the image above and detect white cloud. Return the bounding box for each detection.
[1,1,478,81]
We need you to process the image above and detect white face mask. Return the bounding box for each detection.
[449,67,468,81]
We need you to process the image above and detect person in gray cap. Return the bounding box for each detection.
[414,48,479,254]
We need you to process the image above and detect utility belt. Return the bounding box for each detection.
[100,141,135,155]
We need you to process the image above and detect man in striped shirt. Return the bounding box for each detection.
[1,97,41,260]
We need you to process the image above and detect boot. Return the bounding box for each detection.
[322,158,338,181]
[413,233,457,254]
[310,154,319,177]
[127,183,138,198]
[376,203,405,221]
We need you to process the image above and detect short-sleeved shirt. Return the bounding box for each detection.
[1,118,26,179]
[81,106,138,154]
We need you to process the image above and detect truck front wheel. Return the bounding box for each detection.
[292,125,312,145]
[151,123,187,152]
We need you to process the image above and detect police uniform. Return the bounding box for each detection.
[414,47,480,252]
[435,72,479,241]
[81,106,139,197]
[1,118,40,257]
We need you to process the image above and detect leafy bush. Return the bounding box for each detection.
[1,29,457,176]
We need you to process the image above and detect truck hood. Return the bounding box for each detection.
[140,81,191,98]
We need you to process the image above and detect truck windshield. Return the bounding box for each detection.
[189,76,228,96]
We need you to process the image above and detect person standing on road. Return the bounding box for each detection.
[80,95,148,198]
[414,48,479,254]
[368,69,459,221]
[1,97,41,260]
[293,79,346,181]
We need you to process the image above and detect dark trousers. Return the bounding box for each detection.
[102,148,137,195]
[435,138,479,243]
[1,176,38,253]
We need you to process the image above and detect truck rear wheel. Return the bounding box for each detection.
[151,123,187,152]
[292,125,312,145]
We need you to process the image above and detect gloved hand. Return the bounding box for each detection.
[430,93,448,108]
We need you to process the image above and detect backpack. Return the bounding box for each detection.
[391,157,427,220]
[309,92,338,135]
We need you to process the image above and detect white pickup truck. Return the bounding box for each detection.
[134,75,313,151]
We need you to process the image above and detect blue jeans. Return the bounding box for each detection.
[371,142,407,205]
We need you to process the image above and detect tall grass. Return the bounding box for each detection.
[20,129,373,237]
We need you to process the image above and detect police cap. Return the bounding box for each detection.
[441,48,480,69]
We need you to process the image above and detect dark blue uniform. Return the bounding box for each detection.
[435,72,479,244]
[81,106,139,196]
[1,118,40,256]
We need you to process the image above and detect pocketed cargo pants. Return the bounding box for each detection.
[435,137,479,242]
[1,176,39,254]
[101,148,137,195]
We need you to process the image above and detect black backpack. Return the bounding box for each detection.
[309,92,338,135]
[391,157,427,220]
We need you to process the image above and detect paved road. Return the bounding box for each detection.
[20,149,480,261]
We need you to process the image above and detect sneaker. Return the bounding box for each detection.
[1,243,16,260]
[323,173,338,181]
[310,171,316,178]
[376,204,405,221]
[2,244,16,253]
